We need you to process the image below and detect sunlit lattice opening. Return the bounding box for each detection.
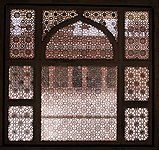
[46,21,113,59]
[41,66,117,141]
[8,106,33,141]
[125,108,148,141]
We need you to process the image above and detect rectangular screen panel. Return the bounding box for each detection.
[125,67,149,101]
[9,66,33,99]
[8,106,33,141]
[10,9,35,59]
[125,108,148,141]
[125,11,149,59]
[41,66,117,141]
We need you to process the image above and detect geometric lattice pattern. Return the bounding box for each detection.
[42,10,78,39]
[41,118,117,141]
[83,11,118,40]
[9,66,33,99]
[10,9,35,59]
[41,66,117,141]
[125,11,149,59]
[125,108,148,141]
[8,106,33,141]
[125,67,149,101]
[46,21,113,59]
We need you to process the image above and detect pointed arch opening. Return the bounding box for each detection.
[45,20,116,59]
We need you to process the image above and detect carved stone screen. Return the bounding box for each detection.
[10,9,35,59]
[41,66,117,141]
[125,11,149,59]
[125,108,148,141]
[125,67,149,101]
[6,7,152,145]
[8,106,33,141]
[9,66,33,99]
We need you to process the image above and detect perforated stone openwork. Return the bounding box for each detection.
[43,10,78,39]
[46,21,113,59]
[9,66,33,99]
[8,106,33,141]
[83,10,118,40]
[41,66,117,141]
[125,108,148,141]
[7,8,151,144]
[125,11,149,59]
[10,9,35,59]
[125,67,149,101]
